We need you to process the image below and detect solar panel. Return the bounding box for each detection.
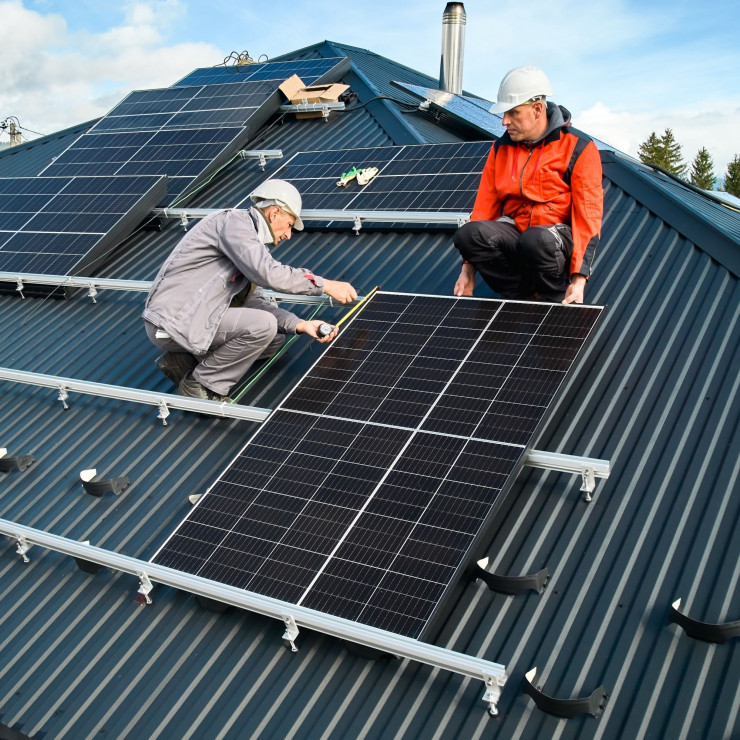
[0,175,166,275]
[240,141,491,216]
[174,58,348,87]
[152,292,603,640]
[392,81,506,138]
[41,57,349,206]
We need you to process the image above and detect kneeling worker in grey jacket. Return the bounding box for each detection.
[143,179,357,402]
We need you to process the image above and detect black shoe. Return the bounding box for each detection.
[155,352,197,386]
[178,376,233,403]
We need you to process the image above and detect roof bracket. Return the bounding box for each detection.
[157,400,170,426]
[15,277,25,299]
[282,614,299,652]
[670,598,740,643]
[353,215,363,235]
[474,557,549,595]
[0,448,35,473]
[179,213,189,231]
[15,535,31,563]
[80,469,131,497]
[523,668,608,718]
[57,385,70,410]
[86,283,99,303]
[482,673,507,717]
[135,572,154,605]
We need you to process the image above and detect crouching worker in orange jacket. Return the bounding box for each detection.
[453,66,603,304]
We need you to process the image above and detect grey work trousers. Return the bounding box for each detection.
[145,308,285,395]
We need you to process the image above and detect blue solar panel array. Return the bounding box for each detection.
[152,292,603,639]
[175,58,347,87]
[0,175,166,275]
[250,141,491,215]
[41,57,348,207]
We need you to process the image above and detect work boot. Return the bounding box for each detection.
[178,376,233,403]
[155,352,197,387]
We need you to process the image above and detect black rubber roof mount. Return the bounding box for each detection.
[474,558,549,595]
[80,469,130,497]
[670,598,740,644]
[0,449,35,473]
[523,668,609,718]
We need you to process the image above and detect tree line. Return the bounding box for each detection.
[637,129,740,197]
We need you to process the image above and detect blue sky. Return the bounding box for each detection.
[1,0,738,176]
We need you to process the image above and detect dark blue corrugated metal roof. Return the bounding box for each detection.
[0,40,738,740]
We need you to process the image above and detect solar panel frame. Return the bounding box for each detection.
[151,292,604,642]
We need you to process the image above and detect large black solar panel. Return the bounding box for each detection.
[245,141,491,217]
[152,293,603,640]
[0,175,166,275]
[174,57,347,87]
[392,81,506,138]
[41,56,349,206]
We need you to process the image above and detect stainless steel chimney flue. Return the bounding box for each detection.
[439,2,466,95]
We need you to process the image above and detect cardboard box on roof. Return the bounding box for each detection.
[279,74,349,119]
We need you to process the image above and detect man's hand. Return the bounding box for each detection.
[454,263,476,296]
[323,279,357,304]
[562,274,587,304]
[296,320,338,343]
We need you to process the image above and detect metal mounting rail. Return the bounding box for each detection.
[152,207,470,228]
[0,518,508,715]
[0,368,270,424]
[0,272,332,305]
[522,450,610,501]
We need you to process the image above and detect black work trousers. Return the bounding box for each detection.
[453,218,573,302]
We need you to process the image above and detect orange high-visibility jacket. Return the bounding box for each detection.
[471,104,604,277]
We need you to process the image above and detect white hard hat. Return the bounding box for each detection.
[489,66,553,114]
[249,179,304,230]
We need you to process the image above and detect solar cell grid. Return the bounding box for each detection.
[153,293,602,639]
[252,141,491,217]
[0,175,166,276]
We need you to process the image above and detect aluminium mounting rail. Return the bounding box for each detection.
[0,368,270,424]
[153,207,470,228]
[0,272,332,306]
[0,518,508,715]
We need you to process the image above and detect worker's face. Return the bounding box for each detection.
[501,100,545,142]
[268,206,296,243]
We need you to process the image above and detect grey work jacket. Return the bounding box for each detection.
[143,207,324,354]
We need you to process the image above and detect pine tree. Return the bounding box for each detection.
[689,147,715,190]
[638,131,662,167]
[722,155,740,197]
[637,128,687,178]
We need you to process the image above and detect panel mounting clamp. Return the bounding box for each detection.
[282,614,300,652]
[482,672,507,716]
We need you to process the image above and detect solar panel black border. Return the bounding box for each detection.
[0,174,167,281]
[151,292,604,642]
[237,141,491,227]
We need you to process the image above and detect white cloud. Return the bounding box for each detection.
[0,0,222,139]
[575,101,740,177]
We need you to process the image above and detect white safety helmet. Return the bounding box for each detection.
[249,179,304,230]
[489,66,553,114]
